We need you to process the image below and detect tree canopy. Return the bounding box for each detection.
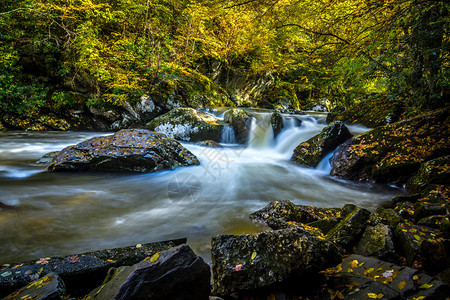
[0,0,448,117]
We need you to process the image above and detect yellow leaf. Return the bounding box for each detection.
[367,293,380,299]
[419,283,433,289]
[398,280,407,290]
[350,259,359,268]
[150,252,161,263]
[251,252,257,260]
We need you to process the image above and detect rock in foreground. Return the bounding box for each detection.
[292,121,352,167]
[47,129,199,172]
[211,227,341,297]
[88,244,210,300]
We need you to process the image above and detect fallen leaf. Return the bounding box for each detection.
[69,255,80,264]
[413,275,419,281]
[235,264,243,271]
[251,252,257,260]
[367,293,383,299]
[1,271,12,277]
[136,244,142,248]
[350,260,359,268]
[382,270,394,277]
[414,235,421,241]
[419,283,433,289]
[150,252,160,263]
[398,280,407,290]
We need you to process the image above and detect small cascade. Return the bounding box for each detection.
[221,126,236,144]
[248,114,275,149]
[316,151,335,174]
[282,116,301,129]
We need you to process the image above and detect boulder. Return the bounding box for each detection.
[223,109,254,144]
[320,254,450,300]
[292,121,352,167]
[407,156,450,194]
[87,244,210,300]
[1,274,66,300]
[146,107,223,142]
[331,107,450,184]
[393,201,415,220]
[355,224,398,262]
[375,208,404,229]
[394,223,447,273]
[211,227,341,297]
[417,215,445,229]
[47,129,199,172]
[249,200,341,230]
[270,111,284,137]
[325,204,371,250]
[0,239,184,298]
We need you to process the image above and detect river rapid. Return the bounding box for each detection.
[0,110,402,263]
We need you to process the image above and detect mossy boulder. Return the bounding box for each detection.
[270,110,284,137]
[146,107,224,142]
[223,108,254,144]
[407,156,450,194]
[375,208,404,228]
[355,224,398,262]
[47,129,199,172]
[249,200,341,230]
[211,227,341,297]
[325,204,371,250]
[2,273,66,300]
[331,107,450,184]
[321,254,450,299]
[292,121,352,168]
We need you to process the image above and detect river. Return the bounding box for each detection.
[0,111,402,263]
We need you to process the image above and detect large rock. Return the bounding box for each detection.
[211,227,341,297]
[292,121,352,167]
[331,107,450,184]
[0,239,184,298]
[407,156,450,194]
[2,274,66,300]
[87,244,210,300]
[47,129,199,172]
[223,109,254,144]
[355,224,398,262]
[249,200,341,230]
[146,107,223,142]
[325,204,371,250]
[320,254,450,300]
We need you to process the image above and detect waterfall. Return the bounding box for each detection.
[316,150,335,174]
[221,126,236,144]
[248,114,274,149]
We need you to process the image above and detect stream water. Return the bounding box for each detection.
[0,111,402,263]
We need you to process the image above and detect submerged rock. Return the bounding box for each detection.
[211,227,341,297]
[47,129,199,172]
[223,108,253,144]
[88,244,210,300]
[198,140,223,148]
[146,107,223,142]
[331,107,450,184]
[292,121,352,168]
[1,273,66,300]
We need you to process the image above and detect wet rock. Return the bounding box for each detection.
[146,107,223,142]
[47,129,199,172]
[375,208,404,228]
[321,254,450,300]
[223,108,253,144]
[407,156,450,194]
[0,239,185,298]
[292,121,352,167]
[355,224,398,262]
[1,273,66,300]
[325,204,371,250]
[211,227,341,297]
[394,201,415,220]
[417,215,446,229]
[413,199,447,221]
[0,122,5,131]
[307,217,342,235]
[270,110,284,137]
[384,194,421,208]
[198,140,223,148]
[394,222,446,272]
[34,151,60,167]
[87,244,210,300]
[330,107,450,184]
[249,200,341,230]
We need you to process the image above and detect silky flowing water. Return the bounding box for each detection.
[0,111,402,264]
